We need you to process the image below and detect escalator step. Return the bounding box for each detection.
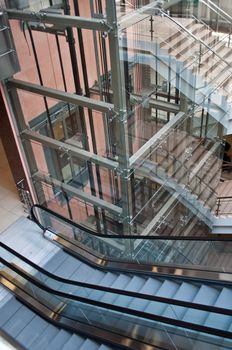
[44,250,68,273]
[204,288,232,331]
[16,315,48,349]
[2,305,35,338]
[79,339,99,350]
[71,265,105,285]
[100,274,131,304]
[87,272,118,301]
[70,263,98,283]
[98,271,120,287]
[98,345,115,350]
[0,286,10,305]
[30,324,60,350]
[162,282,198,320]
[144,280,179,316]
[48,329,72,350]
[54,256,82,279]
[0,297,22,327]
[182,285,219,325]
[113,276,145,308]
[61,334,85,350]
[129,277,162,311]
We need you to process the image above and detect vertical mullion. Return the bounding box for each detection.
[106,0,133,235]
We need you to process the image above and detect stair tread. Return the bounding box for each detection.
[16,315,48,348]
[2,305,36,338]
[98,345,114,350]
[144,280,179,315]
[162,282,199,319]
[113,276,146,307]
[100,274,131,304]
[30,324,60,350]
[54,256,82,278]
[0,297,22,327]
[183,285,219,324]
[48,329,72,350]
[61,334,85,350]
[45,250,69,273]
[88,272,118,300]
[79,339,99,350]
[204,288,232,330]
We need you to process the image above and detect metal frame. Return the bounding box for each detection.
[6,9,111,32]
[7,79,114,114]
[3,0,223,235]
[22,129,119,170]
[33,172,122,216]
[3,84,45,204]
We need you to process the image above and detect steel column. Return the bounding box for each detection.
[106,0,133,235]
[3,86,45,204]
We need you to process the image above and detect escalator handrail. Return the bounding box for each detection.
[1,257,232,341]
[0,275,154,350]
[1,241,232,317]
[31,204,232,240]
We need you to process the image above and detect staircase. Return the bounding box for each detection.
[123,11,232,123]
[119,7,232,233]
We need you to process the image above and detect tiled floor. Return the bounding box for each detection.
[0,139,26,233]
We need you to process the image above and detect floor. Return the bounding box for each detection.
[0,139,26,233]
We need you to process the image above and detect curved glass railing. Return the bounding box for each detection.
[1,241,232,349]
[31,204,232,274]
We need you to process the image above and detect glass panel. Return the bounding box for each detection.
[33,205,232,273]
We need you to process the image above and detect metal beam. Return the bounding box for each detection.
[22,129,119,170]
[33,172,122,216]
[131,94,180,114]
[6,9,111,32]
[129,112,185,167]
[7,78,114,114]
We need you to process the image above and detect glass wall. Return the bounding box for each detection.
[3,0,228,237]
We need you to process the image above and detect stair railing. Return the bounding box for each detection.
[199,0,232,26]
[145,14,232,98]
[171,11,231,46]
[159,9,232,72]
[216,196,232,216]
[190,13,232,48]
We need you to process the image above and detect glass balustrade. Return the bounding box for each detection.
[31,205,232,273]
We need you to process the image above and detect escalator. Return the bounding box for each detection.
[0,205,232,349]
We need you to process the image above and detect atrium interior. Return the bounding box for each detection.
[1,0,232,349]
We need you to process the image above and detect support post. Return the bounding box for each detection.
[3,85,45,205]
[106,0,133,237]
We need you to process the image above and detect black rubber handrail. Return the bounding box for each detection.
[1,257,232,341]
[1,241,232,316]
[31,204,232,240]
